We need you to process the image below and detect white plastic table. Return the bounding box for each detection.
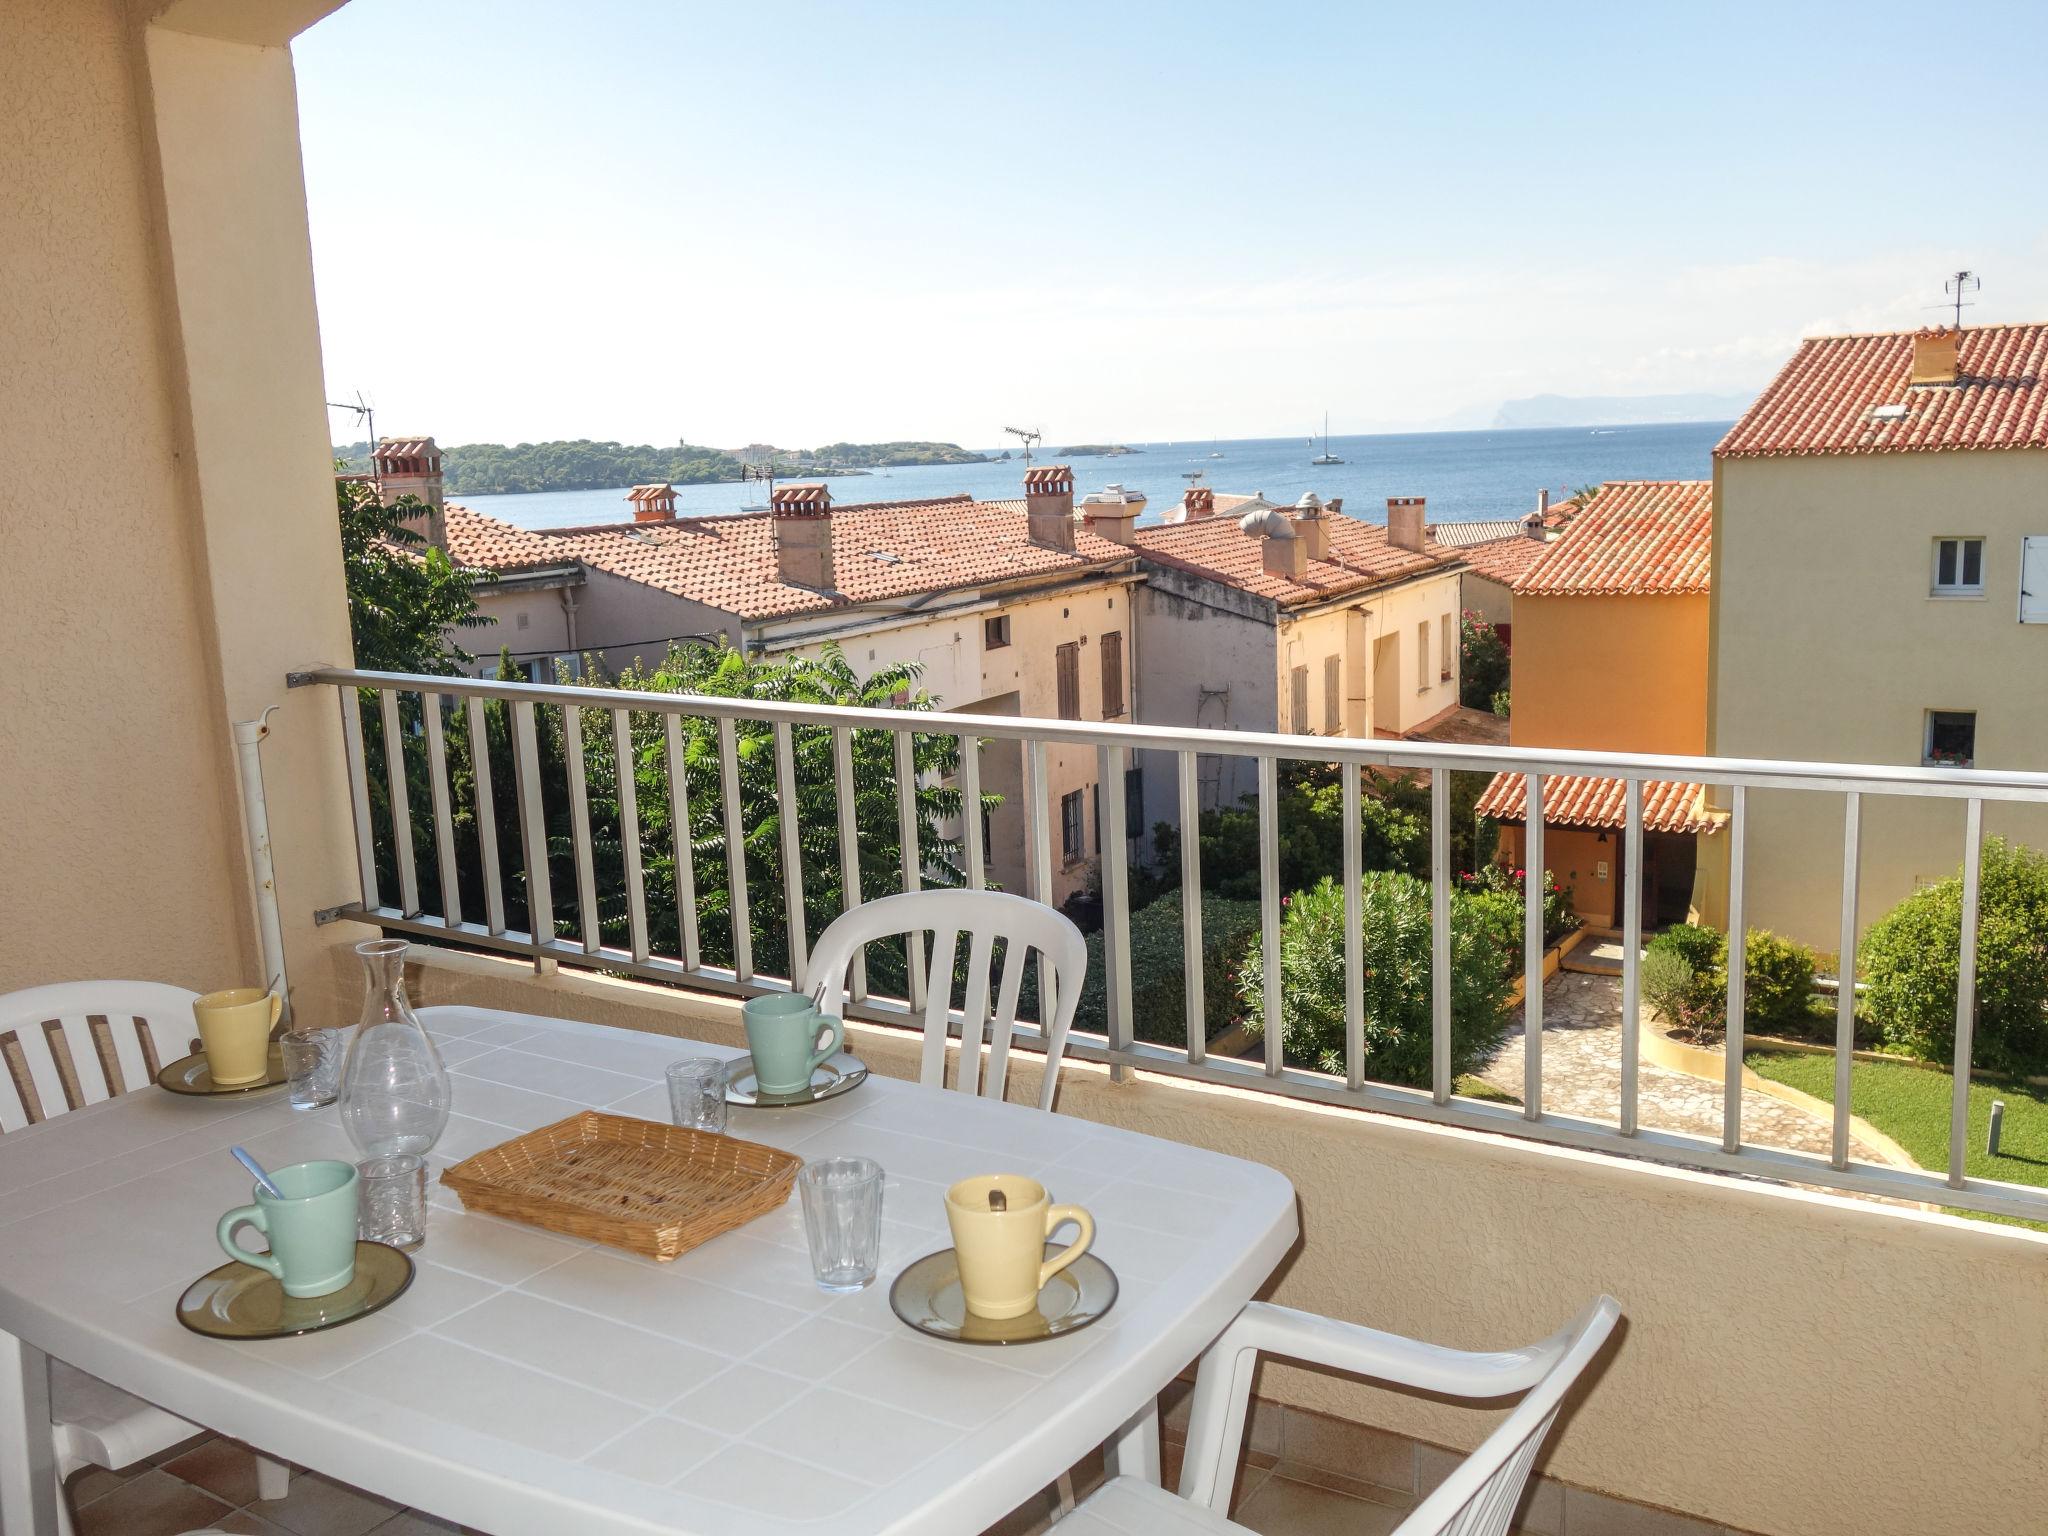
[0,1006,1297,1535]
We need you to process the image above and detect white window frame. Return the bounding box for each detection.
[1931,536,1985,598]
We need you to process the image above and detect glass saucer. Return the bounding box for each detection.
[724,1052,868,1108]
[176,1242,414,1340]
[890,1245,1118,1346]
[157,1044,288,1097]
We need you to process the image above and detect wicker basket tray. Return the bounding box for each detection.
[439,1111,802,1261]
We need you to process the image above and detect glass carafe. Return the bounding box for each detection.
[338,939,451,1158]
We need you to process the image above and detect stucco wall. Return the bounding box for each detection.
[1278,568,1462,739]
[1512,591,1708,755]
[385,944,2048,1536]
[2,0,357,1005]
[1708,450,2048,946]
[1461,569,1513,633]
[1498,824,1617,927]
[471,566,735,680]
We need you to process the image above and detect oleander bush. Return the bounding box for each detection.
[1237,874,1514,1086]
[1640,923,1823,1043]
[1861,838,2048,1073]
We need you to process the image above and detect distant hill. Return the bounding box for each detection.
[334,438,985,495]
[1490,393,1753,430]
[1056,444,1141,458]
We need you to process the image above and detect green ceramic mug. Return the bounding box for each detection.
[217,1159,360,1298]
[742,993,844,1095]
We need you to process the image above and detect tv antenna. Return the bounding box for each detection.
[739,461,779,505]
[326,391,376,457]
[1182,469,1206,485]
[1003,425,1042,464]
[1937,270,1980,329]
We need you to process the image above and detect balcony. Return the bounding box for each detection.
[244,665,2045,1535]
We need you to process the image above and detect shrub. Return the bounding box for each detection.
[1460,865,1580,957]
[1490,687,1511,719]
[1740,929,1818,1035]
[1861,838,2048,1073]
[1075,890,1262,1046]
[1237,875,1514,1086]
[1459,612,1509,710]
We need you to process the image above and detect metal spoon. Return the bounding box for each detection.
[231,1146,285,1199]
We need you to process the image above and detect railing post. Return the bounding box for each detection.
[958,731,986,890]
[378,688,419,917]
[614,709,649,964]
[422,691,461,926]
[562,704,600,955]
[1023,739,1055,1030]
[338,686,380,910]
[1832,791,1862,1169]
[510,699,552,948]
[831,724,865,1002]
[1619,778,1643,1135]
[465,695,505,936]
[662,713,700,973]
[774,721,808,991]
[1341,761,1363,1093]
[1099,744,1134,1080]
[893,728,925,1011]
[1722,785,1747,1153]
[1430,769,1451,1105]
[716,715,752,983]
[1522,772,1544,1118]
[1257,755,1283,1078]
[1948,797,1984,1188]
[1179,750,1207,1065]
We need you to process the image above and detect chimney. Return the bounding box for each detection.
[1239,507,1305,579]
[374,436,446,547]
[627,482,678,521]
[1537,487,1550,516]
[1291,491,1330,560]
[1079,483,1145,545]
[1387,496,1426,554]
[1183,486,1215,521]
[1024,464,1076,551]
[771,483,834,588]
[1910,327,1960,387]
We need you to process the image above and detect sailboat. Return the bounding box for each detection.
[1311,412,1344,465]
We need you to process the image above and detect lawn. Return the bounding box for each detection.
[1745,1048,2048,1227]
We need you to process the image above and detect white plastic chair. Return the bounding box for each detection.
[804,889,1087,1112]
[1066,1295,1622,1536]
[0,983,292,1529]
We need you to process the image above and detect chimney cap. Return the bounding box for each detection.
[1239,507,1296,539]
[1024,464,1075,491]
[770,483,832,514]
[1293,491,1325,516]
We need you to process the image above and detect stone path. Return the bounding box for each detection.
[1478,970,1891,1163]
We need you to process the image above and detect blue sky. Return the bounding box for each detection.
[296,0,2048,449]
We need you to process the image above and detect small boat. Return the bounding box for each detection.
[1310,412,1344,465]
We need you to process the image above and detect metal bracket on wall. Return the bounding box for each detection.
[313,902,366,926]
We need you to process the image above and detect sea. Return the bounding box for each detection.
[455,421,1732,531]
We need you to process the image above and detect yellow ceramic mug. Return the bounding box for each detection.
[945,1174,1094,1320]
[192,988,281,1087]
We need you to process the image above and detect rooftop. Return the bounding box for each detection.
[1132,510,1459,606]
[1474,772,1720,834]
[1717,322,2048,457]
[1456,531,1552,587]
[1514,481,1713,598]
[443,494,1134,621]
[1427,518,1536,548]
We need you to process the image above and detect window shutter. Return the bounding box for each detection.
[2022,537,2048,624]
[1100,631,1124,716]
[1323,654,1342,734]
[1056,643,1080,718]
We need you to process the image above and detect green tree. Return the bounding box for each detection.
[1237,874,1515,1086]
[336,472,492,674]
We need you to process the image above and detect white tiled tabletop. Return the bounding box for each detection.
[0,1006,1298,1535]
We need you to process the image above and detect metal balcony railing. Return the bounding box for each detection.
[294,666,2048,1223]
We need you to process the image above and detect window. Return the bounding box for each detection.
[1323,654,1342,734]
[1439,614,1454,681]
[1055,642,1081,720]
[1925,710,1976,768]
[984,614,1011,649]
[1416,622,1429,690]
[1060,788,1086,863]
[1289,665,1309,733]
[1100,630,1125,717]
[1933,537,1984,596]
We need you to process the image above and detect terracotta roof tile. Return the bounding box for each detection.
[444,494,1131,621]
[1717,322,2048,457]
[1132,511,1459,605]
[1457,534,1551,586]
[1514,481,1711,597]
[1428,518,1535,547]
[1475,772,1718,835]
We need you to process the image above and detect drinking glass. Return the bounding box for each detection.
[356,1153,427,1250]
[797,1156,884,1293]
[280,1027,343,1111]
[665,1058,728,1135]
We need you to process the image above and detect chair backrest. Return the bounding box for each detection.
[1396,1297,1622,1536]
[804,889,1087,1112]
[0,981,200,1131]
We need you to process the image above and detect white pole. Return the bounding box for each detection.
[233,705,290,1021]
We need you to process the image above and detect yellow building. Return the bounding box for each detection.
[1476,481,1718,929]
[1702,323,2048,948]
